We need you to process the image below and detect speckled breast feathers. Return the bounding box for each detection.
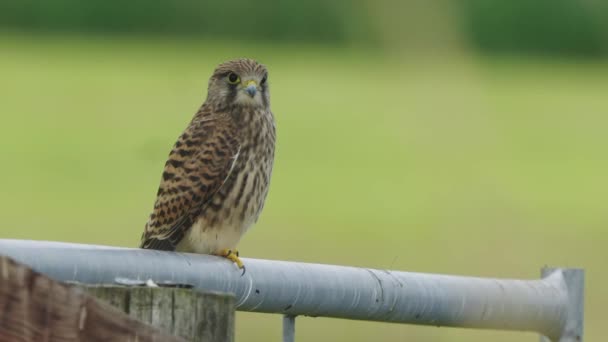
[140,59,275,253]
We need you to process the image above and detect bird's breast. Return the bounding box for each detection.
[180,112,275,254]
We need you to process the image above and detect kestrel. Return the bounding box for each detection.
[140,59,276,272]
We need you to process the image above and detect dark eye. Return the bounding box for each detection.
[227,72,240,84]
[261,75,268,85]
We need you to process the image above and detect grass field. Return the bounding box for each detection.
[0,33,606,341]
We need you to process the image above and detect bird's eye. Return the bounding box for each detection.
[227,72,240,84]
[261,75,268,85]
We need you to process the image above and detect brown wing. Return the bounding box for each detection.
[140,112,240,250]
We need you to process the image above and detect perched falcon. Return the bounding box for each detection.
[140,59,276,272]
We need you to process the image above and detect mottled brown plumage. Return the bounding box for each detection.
[140,59,275,268]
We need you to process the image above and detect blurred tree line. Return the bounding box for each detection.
[0,0,606,57]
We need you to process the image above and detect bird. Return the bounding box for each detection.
[140,58,276,273]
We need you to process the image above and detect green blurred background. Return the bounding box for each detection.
[1,1,607,341]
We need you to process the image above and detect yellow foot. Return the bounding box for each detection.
[217,249,246,275]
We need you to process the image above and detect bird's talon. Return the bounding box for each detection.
[218,248,245,272]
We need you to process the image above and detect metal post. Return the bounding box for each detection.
[282,315,296,342]
[540,267,584,342]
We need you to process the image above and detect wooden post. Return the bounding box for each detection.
[0,256,184,342]
[83,285,235,342]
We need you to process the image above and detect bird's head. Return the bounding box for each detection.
[206,58,269,110]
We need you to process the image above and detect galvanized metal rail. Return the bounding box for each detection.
[0,239,583,341]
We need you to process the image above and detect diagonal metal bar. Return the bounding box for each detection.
[0,239,581,341]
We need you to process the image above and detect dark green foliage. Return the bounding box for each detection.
[0,0,371,43]
[460,0,608,57]
[0,0,607,56]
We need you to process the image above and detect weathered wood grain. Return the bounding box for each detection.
[0,256,184,342]
[84,286,235,342]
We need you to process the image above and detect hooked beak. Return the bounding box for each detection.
[245,80,257,97]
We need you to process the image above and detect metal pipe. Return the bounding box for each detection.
[282,315,295,342]
[0,239,577,340]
